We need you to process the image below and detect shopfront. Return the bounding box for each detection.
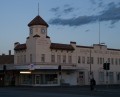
[19,72,58,86]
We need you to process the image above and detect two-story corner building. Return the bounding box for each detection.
[14,15,77,86]
[13,15,120,86]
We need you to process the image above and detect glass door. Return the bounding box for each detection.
[35,75,41,84]
[78,71,85,85]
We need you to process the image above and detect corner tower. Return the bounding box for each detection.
[28,15,49,38]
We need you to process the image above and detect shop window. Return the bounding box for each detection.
[36,74,58,84]
[117,73,120,81]
[21,75,32,84]
[99,72,104,82]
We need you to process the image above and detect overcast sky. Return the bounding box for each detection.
[0,0,120,54]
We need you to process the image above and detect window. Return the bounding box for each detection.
[24,55,26,63]
[36,74,58,84]
[41,54,45,62]
[30,54,32,63]
[78,56,81,63]
[97,57,99,64]
[119,59,120,65]
[111,58,114,65]
[109,72,114,83]
[17,56,19,64]
[68,55,72,63]
[115,58,118,65]
[21,55,23,63]
[51,55,55,63]
[102,58,104,64]
[87,57,90,64]
[100,57,102,64]
[99,72,104,82]
[117,73,120,81]
[91,57,94,64]
[21,75,32,84]
[63,55,66,63]
[57,55,61,63]
[108,58,110,63]
[82,57,85,64]
[30,28,33,35]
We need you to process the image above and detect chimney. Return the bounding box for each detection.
[9,50,11,55]
[2,53,5,56]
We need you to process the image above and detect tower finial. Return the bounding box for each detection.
[38,3,39,15]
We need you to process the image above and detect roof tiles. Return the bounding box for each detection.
[28,15,49,27]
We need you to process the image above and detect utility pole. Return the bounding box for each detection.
[58,65,62,85]
[89,47,92,79]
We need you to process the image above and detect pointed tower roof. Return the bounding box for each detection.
[28,15,49,27]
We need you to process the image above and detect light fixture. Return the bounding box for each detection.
[20,71,31,74]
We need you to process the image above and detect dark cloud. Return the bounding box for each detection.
[64,4,70,7]
[119,2,120,5]
[108,2,116,9]
[50,7,60,12]
[90,0,96,4]
[98,1,103,8]
[50,5,75,18]
[100,3,120,22]
[85,29,90,32]
[49,2,120,27]
[63,7,74,14]
[50,7,62,17]
[49,16,97,26]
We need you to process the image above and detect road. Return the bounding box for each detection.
[0,86,120,97]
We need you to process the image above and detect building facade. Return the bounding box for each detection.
[0,51,14,86]
[3,15,120,86]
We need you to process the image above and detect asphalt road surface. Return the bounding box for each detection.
[0,86,120,97]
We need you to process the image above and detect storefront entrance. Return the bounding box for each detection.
[78,71,85,86]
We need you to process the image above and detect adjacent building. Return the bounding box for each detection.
[0,51,14,86]
[1,14,120,86]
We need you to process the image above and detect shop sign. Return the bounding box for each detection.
[29,64,35,70]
